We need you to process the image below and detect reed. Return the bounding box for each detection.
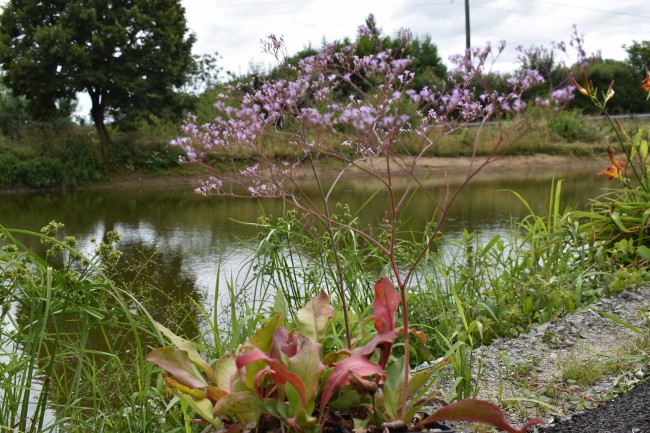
[0,225,179,432]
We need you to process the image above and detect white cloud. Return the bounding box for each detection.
[182,0,647,75]
[74,0,646,119]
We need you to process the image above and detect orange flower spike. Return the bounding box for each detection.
[642,69,650,92]
[642,69,650,99]
[570,70,594,97]
[569,75,588,97]
[604,81,615,103]
[582,70,593,92]
[597,165,622,180]
[597,146,626,180]
[614,118,631,140]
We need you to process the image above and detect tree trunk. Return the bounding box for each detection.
[88,88,111,162]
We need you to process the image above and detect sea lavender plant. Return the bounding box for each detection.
[159,23,575,431]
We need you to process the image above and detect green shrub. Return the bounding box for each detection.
[18,157,64,189]
[548,110,600,142]
[134,143,186,172]
[0,150,20,187]
[60,135,105,187]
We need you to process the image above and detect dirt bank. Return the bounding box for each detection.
[93,154,607,191]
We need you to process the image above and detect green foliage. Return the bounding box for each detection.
[58,134,106,187]
[180,51,224,95]
[408,179,639,361]
[0,223,182,432]
[259,14,447,99]
[0,119,193,189]
[18,156,64,189]
[547,110,599,142]
[148,281,542,433]
[570,70,650,265]
[569,60,648,114]
[0,0,195,149]
[0,147,20,187]
[0,82,27,137]
[625,40,650,77]
[559,354,617,387]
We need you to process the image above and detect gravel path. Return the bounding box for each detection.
[440,286,650,433]
[540,378,650,433]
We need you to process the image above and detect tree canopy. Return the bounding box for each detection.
[625,40,650,76]
[0,0,195,156]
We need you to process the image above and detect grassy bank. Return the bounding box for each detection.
[1,111,648,192]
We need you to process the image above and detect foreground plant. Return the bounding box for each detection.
[0,223,175,432]
[570,70,650,266]
[147,278,543,432]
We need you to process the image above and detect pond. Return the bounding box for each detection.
[1,163,610,332]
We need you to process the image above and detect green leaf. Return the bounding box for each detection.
[263,398,289,419]
[168,388,221,427]
[273,290,289,320]
[592,308,643,334]
[146,347,208,388]
[212,391,263,424]
[407,369,435,398]
[639,138,648,160]
[214,354,237,392]
[328,387,371,410]
[244,315,282,387]
[287,338,325,413]
[638,245,650,261]
[610,211,631,233]
[249,314,282,353]
[296,289,334,343]
[383,357,405,421]
[153,321,214,381]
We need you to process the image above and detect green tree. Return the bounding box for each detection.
[625,40,650,76]
[570,59,648,114]
[0,0,195,158]
[259,15,447,94]
[0,81,26,137]
[354,14,447,89]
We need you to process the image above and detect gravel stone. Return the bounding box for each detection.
[439,285,650,433]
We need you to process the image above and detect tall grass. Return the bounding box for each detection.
[221,180,648,401]
[0,224,185,432]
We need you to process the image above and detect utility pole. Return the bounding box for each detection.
[464,0,470,50]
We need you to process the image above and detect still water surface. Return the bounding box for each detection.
[2,166,609,329]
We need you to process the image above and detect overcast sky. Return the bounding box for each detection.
[182,0,647,76]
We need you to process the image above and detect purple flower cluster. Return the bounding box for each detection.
[172,32,576,196]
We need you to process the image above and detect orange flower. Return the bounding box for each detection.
[642,69,650,93]
[597,146,626,180]
[569,70,592,97]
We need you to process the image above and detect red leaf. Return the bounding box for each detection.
[351,330,400,358]
[236,346,308,407]
[413,399,544,433]
[350,329,399,369]
[374,277,399,334]
[270,327,299,359]
[320,356,384,410]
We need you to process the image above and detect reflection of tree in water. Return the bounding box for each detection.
[8,238,203,421]
[111,242,204,338]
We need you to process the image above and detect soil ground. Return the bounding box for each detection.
[90,154,606,190]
